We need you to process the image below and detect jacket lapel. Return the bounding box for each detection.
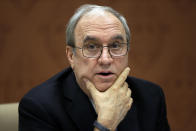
[62,71,97,131]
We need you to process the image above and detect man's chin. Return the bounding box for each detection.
[95,82,113,92]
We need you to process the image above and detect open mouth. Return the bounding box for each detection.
[97,72,114,76]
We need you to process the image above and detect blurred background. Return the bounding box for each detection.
[0,0,195,131]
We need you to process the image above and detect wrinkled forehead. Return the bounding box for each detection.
[74,11,126,44]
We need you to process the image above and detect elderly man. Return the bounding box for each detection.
[19,4,170,131]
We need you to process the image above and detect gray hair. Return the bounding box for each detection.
[66,4,131,48]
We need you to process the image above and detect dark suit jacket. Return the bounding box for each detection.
[19,67,170,131]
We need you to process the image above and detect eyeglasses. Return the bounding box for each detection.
[73,42,128,58]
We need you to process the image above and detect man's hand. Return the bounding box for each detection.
[84,67,133,131]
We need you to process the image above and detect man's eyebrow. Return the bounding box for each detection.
[111,35,124,41]
[83,35,124,43]
[83,36,98,43]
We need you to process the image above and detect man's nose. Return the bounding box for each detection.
[98,47,113,65]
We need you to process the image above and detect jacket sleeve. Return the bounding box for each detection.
[19,97,59,131]
[157,88,170,131]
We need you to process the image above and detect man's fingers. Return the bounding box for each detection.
[128,98,133,109]
[123,82,128,89]
[113,67,130,88]
[127,88,131,98]
[122,82,132,98]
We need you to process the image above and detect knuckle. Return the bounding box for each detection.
[124,82,128,88]
[130,98,133,104]
[127,89,131,97]
[127,98,133,108]
[119,88,124,95]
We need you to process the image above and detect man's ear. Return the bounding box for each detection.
[66,45,75,69]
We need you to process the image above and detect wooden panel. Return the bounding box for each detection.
[0,0,195,131]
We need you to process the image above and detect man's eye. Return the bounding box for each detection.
[110,42,121,49]
[85,44,99,50]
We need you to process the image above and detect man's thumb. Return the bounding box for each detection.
[83,78,97,94]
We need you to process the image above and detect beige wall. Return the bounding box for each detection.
[0,0,195,131]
